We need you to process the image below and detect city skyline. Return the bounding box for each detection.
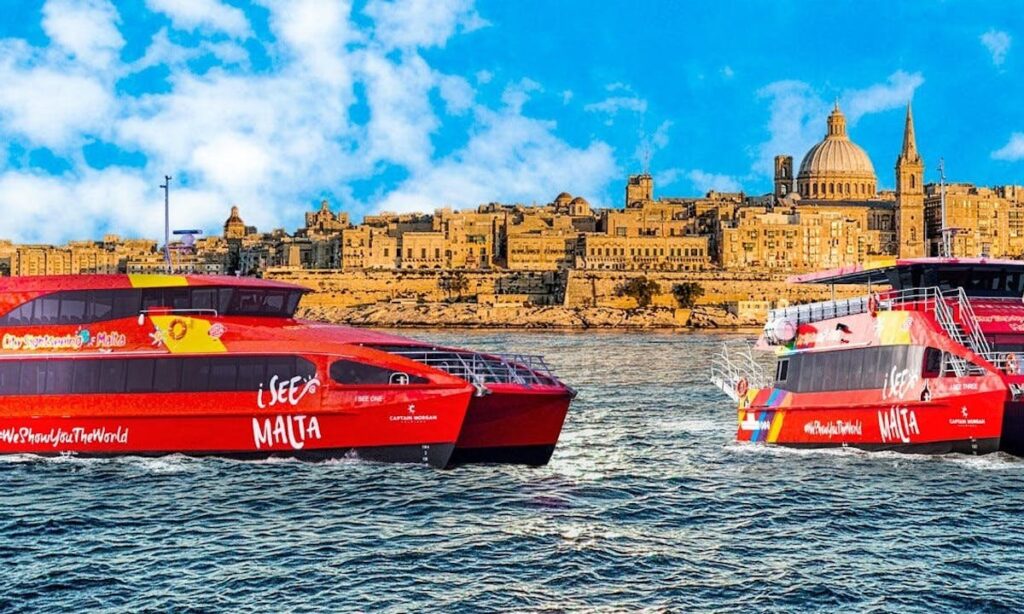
[0,1,1022,245]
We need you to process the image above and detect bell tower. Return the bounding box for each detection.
[895,102,925,258]
[774,155,793,198]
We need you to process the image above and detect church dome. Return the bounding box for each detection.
[796,103,877,200]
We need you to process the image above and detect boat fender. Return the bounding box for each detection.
[1005,353,1019,375]
[867,293,879,317]
[168,318,189,341]
[735,377,749,397]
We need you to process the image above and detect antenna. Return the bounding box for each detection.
[638,121,652,175]
[159,175,172,273]
[937,159,958,258]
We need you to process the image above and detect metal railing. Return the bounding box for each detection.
[709,340,771,402]
[369,345,568,394]
[764,285,992,356]
[767,296,869,328]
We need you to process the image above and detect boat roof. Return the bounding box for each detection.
[789,257,1024,285]
[0,274,307,293]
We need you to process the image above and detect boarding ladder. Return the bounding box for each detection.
[884,286,990,376]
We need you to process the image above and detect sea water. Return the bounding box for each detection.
[2,332,1023,612]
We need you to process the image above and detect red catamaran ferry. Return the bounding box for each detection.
[710,257,1024,455]
[0,274,575,468]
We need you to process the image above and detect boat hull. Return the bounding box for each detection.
[0,387,474,468]
[999,401,1024,456]
[450,385,573,466]
[737,385,1006,456]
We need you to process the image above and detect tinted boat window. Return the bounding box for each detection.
[0,362,19,394]
[73,361,100,394]
[0,355,316,396]
[330,359,428,385]
[923,348,942,378]
[0,287,305,327]
[19,362,45,395]
[59,295,86,324]
[126,359,155,393]
[777,345,918,394]
[181,358,211,393]
[39,297,60,324]
[153,359,181,392]
[98,360,126,393]
[191,288,217,312]
[45,361,74,394]
[209,360,238,391]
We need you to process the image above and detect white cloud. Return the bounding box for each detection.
[992,133,1024,161]
[374,108,617,212]
[981,29,1012,66]
[0,0,623,244]
[654,168,684,188]
[688,169,742,193]
[438,75,475,115]
[584,96,647,116]
[0,61,114,149]
[500,78,542,113]
[146,0,251,38]
[263,0,360,88]
[753,72,924,177]
[42,0,124,70]
[364,0,488,49]
[843,70,924,123]
[0,169,159,244]
[359,51,439,171]
[561,90,573,105]
[132,28,250,72]
[474,69,493,84]
[634,120,672,169]
[753,80,828,177]
[721,65,734,79]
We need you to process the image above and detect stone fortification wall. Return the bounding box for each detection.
[563,270,866,308]
[265,268,565,307]
[267,268,867,310]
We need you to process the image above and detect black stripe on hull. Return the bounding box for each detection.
[14,443,457,469]
[1001,402,1024,456]
[776,437,1000,456]
[448,444,556,466]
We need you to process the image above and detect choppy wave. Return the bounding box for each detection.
[2,331,1024,613]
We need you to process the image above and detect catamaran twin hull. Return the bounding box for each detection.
[0,274,575,468]
[714,258,1024,456]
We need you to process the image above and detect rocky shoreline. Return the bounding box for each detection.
[298,302,763,331]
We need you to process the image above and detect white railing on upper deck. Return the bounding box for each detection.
[709,340,771,402]
[764,286,992,375]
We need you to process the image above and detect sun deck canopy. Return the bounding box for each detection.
[789,257,1024,297]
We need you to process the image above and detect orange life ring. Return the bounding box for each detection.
[168,318,188,341]
[1005,353,1019,375]
[735,377,749,397]
[867,293,879,317]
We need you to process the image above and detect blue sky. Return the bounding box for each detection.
[0,0,1021,243]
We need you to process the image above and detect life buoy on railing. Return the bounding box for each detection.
[168,318,189,341]
[867,293,879,318]
[735,377,749,397]
[1005,353,1019,375]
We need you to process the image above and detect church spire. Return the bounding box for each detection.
[900,102,920,163]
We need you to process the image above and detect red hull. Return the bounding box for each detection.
[0,386,474,467]
[451,385,573,465]
[738,390,1005,454]
[0,274,576,468]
